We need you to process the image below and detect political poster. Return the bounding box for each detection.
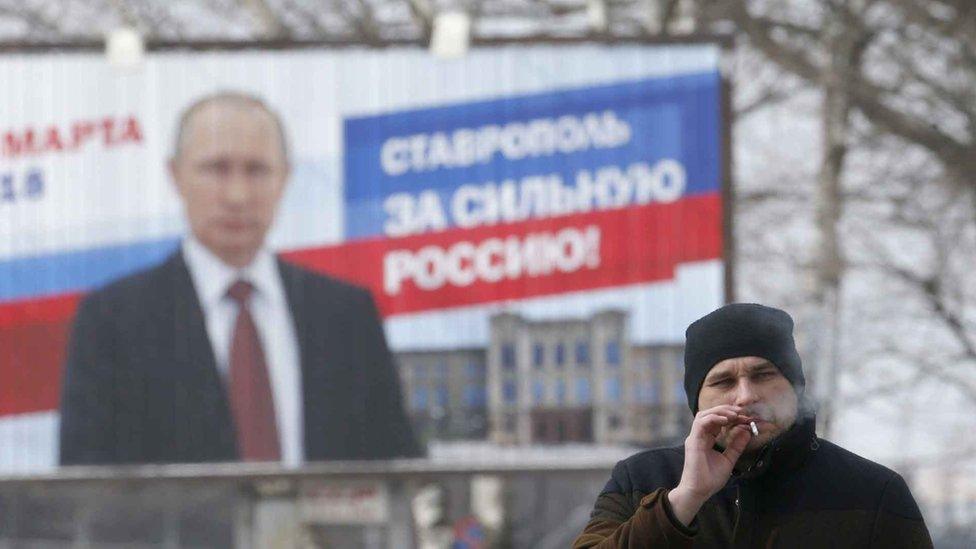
[0,43,725,472]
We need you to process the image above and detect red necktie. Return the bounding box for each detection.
[226,280,281,461]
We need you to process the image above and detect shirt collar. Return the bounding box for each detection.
[181,236,285,309]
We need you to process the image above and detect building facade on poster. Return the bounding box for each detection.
[396,311,690,447]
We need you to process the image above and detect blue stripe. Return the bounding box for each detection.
[344,71,722,240]
[0,237,180,302]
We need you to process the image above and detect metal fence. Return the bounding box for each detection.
[2,457,973,548]
[0,457,618,548]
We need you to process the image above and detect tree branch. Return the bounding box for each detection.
[711,0,976,182]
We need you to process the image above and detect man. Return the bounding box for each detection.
[59,91,422,465]
[573,303,932,548]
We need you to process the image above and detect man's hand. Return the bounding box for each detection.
[667,405,752,526]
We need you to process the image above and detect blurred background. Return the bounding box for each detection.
[0,1,974,548]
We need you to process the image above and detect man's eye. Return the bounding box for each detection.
[246,164,271,177]
[709,379,733,387]
[201,161,229,174]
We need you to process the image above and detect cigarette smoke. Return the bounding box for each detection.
[742,386,816,428]
[797,390,819,421]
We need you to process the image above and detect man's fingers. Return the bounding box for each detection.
[688,407,755,452]
[695,407,752,428]
[689,413,738,442]
[693,413,729,431]
[721,425,752,463]
[696,405,744,419]
[692,410,751,433]
[695,409,746,426]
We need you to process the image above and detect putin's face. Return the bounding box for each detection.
[697,356,798,453]
[170,101,289,268]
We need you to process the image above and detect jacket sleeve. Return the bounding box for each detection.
[58,293,118,465]
[870,473,933,549]
[354,289,425,458]
[573,462,697,548]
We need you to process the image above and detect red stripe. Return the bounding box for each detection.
[284,194,722,317]
[0,295,79,416]
[0,293,81,328]
[0,320,70,415]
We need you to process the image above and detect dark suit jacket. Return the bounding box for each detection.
[59,251,423,465]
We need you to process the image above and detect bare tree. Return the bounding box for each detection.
[692,0,975,397]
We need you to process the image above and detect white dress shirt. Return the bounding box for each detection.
[182,237,304,467]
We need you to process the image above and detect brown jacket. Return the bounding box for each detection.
[574,417,932,548]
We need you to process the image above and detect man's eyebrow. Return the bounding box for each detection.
[705,361,776,382]
[746,361,777,372]
[705,370,734,382]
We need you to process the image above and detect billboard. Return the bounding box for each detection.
[0,43,725,471]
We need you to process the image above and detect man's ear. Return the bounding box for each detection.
[168,157,185,198]
[275,163,292,196]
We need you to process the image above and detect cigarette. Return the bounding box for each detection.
[749,421,759,437]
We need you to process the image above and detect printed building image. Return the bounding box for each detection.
[627,343,692,446]
[396,310,690,448]
[396,348,488,441]
[487,311,690,447]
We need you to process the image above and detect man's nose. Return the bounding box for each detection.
[733,379,760,406]
[220,167,251,204]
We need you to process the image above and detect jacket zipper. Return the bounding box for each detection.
[732,486,741,541]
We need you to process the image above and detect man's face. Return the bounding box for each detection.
[698,356,798,452]
[170,102,289,267]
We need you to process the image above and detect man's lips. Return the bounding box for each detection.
[728,416,769,429]
[217,219,256,231]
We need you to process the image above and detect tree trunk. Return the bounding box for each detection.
[811,14,859,438]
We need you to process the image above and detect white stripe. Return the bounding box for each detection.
[0,411,58,473]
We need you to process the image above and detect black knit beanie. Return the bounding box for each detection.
[683,303,805,413]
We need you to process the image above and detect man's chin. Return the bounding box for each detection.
[744,437,768,453]
[205,239,262,266]
[718,430,775,454]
